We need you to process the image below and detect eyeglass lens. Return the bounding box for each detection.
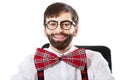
[46,20,73,30]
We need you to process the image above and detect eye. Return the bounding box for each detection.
[48,22,57,26]
[62,22,71,27]
[64,23,71,26]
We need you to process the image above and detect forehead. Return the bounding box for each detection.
[46,12,72,22]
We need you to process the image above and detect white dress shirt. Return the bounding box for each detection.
[11,46,114,80]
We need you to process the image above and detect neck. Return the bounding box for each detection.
[50,43,72,54]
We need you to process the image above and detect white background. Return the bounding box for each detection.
[0,0,120,80]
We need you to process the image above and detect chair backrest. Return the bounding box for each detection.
[42,43,112,72]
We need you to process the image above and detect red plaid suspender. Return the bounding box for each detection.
[37,70,44,80]
[81,65,88,80]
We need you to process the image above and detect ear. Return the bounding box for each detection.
[44,27,47,37]
[73,25,79,37]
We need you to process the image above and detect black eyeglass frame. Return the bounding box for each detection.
[45,20,76,30]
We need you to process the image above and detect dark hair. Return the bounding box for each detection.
[44,2,79,26]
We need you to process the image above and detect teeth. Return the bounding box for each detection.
[53,34,66,41]
[54,35,65,38]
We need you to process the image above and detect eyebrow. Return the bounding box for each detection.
[47,20,73,23]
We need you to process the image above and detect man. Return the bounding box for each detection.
[11,2,114,80]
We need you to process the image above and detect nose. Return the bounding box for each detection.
[55,24,63,32]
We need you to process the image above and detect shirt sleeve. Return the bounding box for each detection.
[87,50,114,80]
[11,54,37,80]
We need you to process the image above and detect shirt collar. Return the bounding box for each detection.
[44,46,78,57]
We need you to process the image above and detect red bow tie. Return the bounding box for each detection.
[34,48,87,71]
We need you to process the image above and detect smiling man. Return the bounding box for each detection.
[43,3,79,53]
[45,13,78,53]
[11,2,114,80]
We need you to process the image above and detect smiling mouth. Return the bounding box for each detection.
[53,34,67,41]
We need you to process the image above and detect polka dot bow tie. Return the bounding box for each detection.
[34,48,87,71]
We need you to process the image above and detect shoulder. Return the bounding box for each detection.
[18,54,37,75]
[11,54,37,80]
[85,49,103,60]
[85,49,108,68]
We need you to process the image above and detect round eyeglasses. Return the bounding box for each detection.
[45,20,75,30]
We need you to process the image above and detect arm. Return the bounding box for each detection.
[91,51,114,80]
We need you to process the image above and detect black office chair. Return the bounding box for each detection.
[42,43,112,72]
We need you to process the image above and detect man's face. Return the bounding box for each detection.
[44,12,78,50]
